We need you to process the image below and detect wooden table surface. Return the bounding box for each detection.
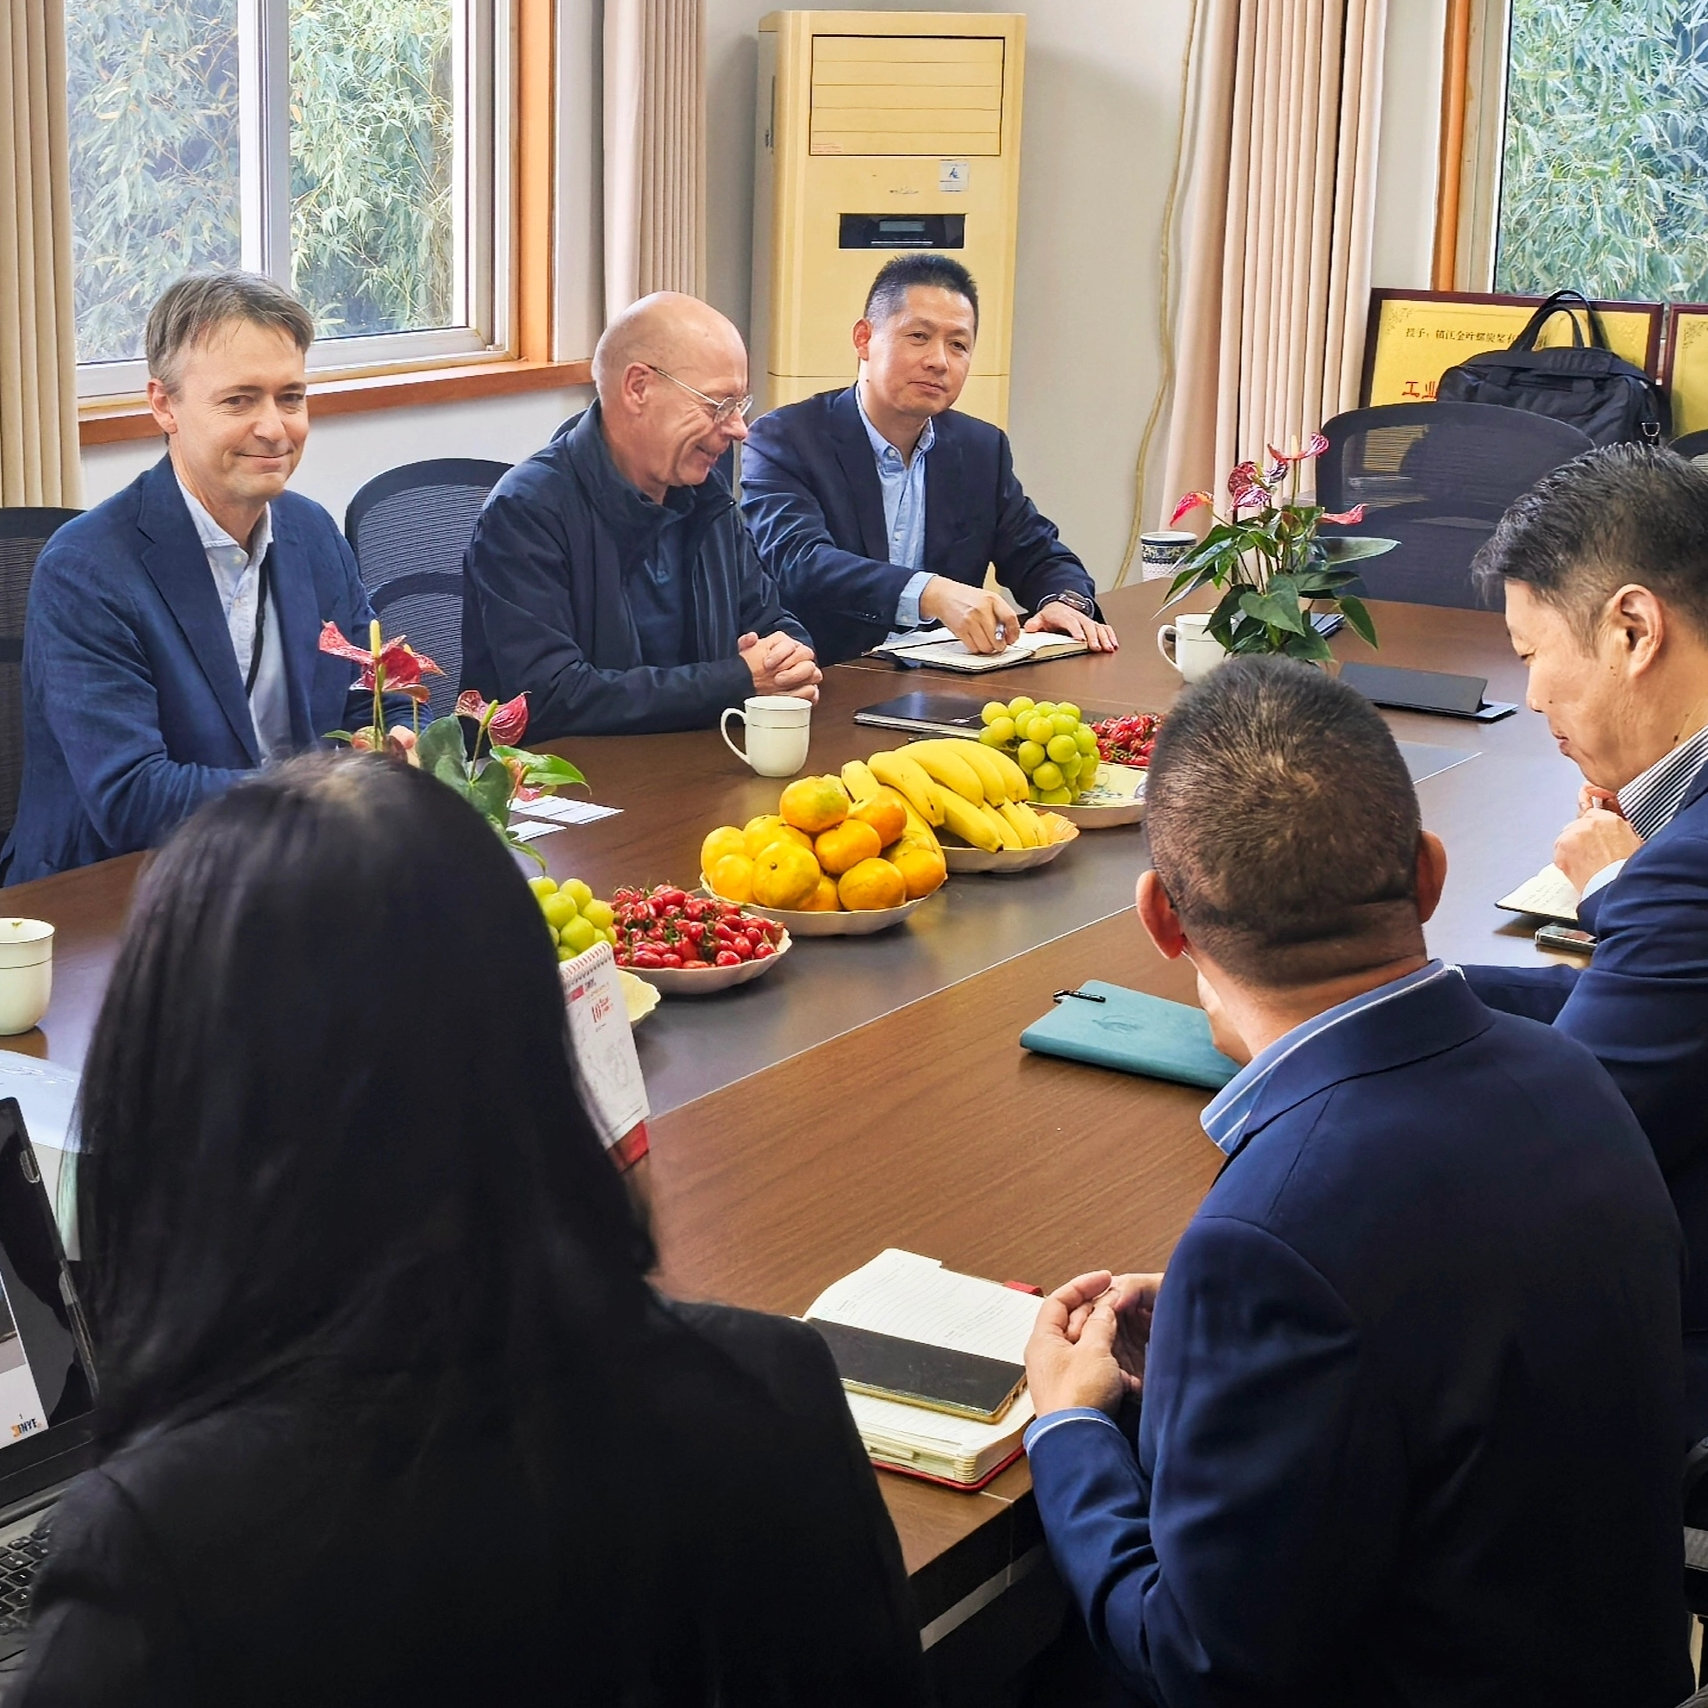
[0,585,1588,1663]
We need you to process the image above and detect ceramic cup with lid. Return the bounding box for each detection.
[0,920,53,1036]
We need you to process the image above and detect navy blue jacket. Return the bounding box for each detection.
[1027,971,1687,1708]
[460,405,810,738]
[739,387,1097,664]
[1465,762,1708,1434]
[4,457,379,885]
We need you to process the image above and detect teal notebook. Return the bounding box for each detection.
[1020,982,1240,1090]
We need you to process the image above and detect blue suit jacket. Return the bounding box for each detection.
[1464,764,1708,1431]
[739,387,1098,664]
[1027,972,1687,1708]
[4,457,379,884]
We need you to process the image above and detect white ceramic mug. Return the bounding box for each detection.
[0,920,53,1036]
[1156,613,1227,685]
[721,695,812,778]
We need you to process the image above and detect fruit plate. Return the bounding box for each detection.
[632,930,793,995]
[617,969,661,1027]
[1047,764,1148,828]
[941,814,1080,872]
[700,877,933,937]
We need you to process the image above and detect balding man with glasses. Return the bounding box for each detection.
[462,293,819,737]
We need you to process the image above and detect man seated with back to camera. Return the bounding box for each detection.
[1021,659,1687,1708]
[3,271,389,885]
[1461,444,1708,1441]
[460,293,819,738]
[740,255,1116,664]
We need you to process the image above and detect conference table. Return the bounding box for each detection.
[1,582,1586,1700]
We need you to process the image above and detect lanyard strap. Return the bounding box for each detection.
[244,547,272,699]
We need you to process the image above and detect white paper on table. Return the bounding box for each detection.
[507,820,565,843]
[510,796,622,826]
[560,942,650,1152]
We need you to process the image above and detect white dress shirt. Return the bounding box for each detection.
[1579,721,1708,900]
[175,476,293,763]
[854,386,935,632]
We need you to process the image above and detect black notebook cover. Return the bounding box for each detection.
[807,1318,1027,1422]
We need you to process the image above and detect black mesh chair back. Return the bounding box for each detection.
[1316,403,1595,609]
[1673,429,1708,464]
[0,510,81,841]
[343,460,512,721]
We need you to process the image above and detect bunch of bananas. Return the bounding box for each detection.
[856,741,1060,855]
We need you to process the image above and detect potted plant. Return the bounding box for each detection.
[319,622,584,865]
[1165,435,1397,663]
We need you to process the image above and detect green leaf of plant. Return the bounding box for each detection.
[1281,627,1335,662]
[1319,536,1399,563]
[469,757,514,826]
[489,746,586,789]
[1338,595,1379,647]
[1237,587,1308,635]
[416,714,467,782]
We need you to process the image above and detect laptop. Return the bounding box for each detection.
[0,1098,98,1662]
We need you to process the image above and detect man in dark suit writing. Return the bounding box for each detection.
[1023,659,1687,1707]
[1462,445,1708,1436]
[4,272,385,884]
[740,255,1116,664]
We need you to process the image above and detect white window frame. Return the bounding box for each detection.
[1450,0,1512,293]
[75,0,511,401]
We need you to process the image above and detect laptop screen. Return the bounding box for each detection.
[0,1100,94,1508]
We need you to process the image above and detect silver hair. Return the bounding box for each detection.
[145,271,315,394]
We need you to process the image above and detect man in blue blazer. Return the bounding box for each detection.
[1024,659,1687,1708]
[1458,445,1708,1438]
[740,256,1116,665]
[4,273,383,885]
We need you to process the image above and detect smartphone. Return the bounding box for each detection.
[1535,922,1597,955]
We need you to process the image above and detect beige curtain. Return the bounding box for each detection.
[1158,0,1385,519]
[0,0,81,508]
[603,0,706,321]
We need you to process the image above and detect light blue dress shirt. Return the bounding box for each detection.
[175,475,292,762]
[854,385,935,630]
[1022,959,1459,1457]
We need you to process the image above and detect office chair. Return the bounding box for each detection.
[0,509,80,841]
[343,459,512,721]
[1672,429,1708,464]
[1315,403,1595,609]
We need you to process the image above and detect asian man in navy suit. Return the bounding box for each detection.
[1461,445,1708,1439]
[1022,659,1687,1708]
[740,255,1116,664]
[4,273,384,884]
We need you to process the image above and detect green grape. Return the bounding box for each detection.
[1074,725,1099,754]
[981,700,1008,725]
[1037,786,1074,805]
[1024,715,1055,745]
[1016,740,1047,772]
[1033,702,1057,719]
[556,944,576,962]
[560,916,599,955]
[528,875,558,900]
[1056,702,1082,723]
[583,899,615,931]
[1058,753,1082,781]
[984,715,1016,745]
[1045,733,1078,764]
[600,926,618,947]
[541,891,579,931]
[1032,761,1064,792]
[1050,712,1079,738]
[1007,696,1036,718]
[562,878,594,910]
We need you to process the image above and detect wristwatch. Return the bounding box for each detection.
[1039,590,1097,617]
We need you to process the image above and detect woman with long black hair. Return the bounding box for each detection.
[13,754,928,1705]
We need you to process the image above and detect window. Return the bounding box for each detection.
[1477,0,1708,302]
[65,0,505,398]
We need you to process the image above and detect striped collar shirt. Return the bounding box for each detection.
[1618,723,1708,841]
[1199,961,1457,1158]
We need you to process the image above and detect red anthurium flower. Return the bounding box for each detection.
[486,692,529,746]
[454,689,489,721]
[1229,483,1272,513]
[1320,503,1367,526]
[1266,433,1332,466]
[1170,490,1212,526]
[318,621,371,665]
[504,756,543,804]
[1228,460,1266,500]
[319,622,441,691]
[1263,455,1288,487]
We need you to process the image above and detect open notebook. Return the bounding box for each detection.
[870,626,1089,674]
[804,1249,1041,1490]
[1496,863,1580,924]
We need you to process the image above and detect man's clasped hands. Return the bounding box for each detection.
[1023,1268,1165,1418]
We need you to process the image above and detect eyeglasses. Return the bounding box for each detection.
[647,365,754,427]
